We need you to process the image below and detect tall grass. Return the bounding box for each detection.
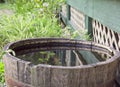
[0,3,13,9]
[0,14,62,43]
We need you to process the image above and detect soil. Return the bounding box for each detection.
[0,9,13,16]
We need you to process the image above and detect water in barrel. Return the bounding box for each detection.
[16,49,112,66]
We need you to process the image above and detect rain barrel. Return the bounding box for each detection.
[3,38,120,87]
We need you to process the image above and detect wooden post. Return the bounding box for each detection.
[66,4,71,24]
[85,16,93,38]
[61,50,66,66]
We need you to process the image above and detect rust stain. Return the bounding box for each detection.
[5,75,116,87]
[5,76,31,87]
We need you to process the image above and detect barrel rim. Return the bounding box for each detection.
[3,37,120,69]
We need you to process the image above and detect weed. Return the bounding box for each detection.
[62,26,91,40]
[0,62,4,83]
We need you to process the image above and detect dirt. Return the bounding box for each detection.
[0,9,13,16]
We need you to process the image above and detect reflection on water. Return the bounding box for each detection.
[16,50,112,66]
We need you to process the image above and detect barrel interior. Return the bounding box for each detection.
[8,38,114,66]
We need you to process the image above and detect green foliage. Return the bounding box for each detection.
[0,13,62,47]
[4,0,15,4]
[0,0,64,46]
[39,51,55,64]
[0,62,4,83]
[62,26,91,40]
[74,29,91,40]
[0,3,13,9]
[0,50,5,83]
[0,49,15,60]
[13,0,65,15]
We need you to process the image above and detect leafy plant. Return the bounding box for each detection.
[0,3,13,10]
[0,62,4,83]
[13,0,65,15]
[0,50,4,83]
[73,29,91,40]
[62,26,91,40]
[4,0,15,4]
[0,13,62,47]
[39,51,56,64]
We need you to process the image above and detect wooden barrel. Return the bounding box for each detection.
[3,38,120,87]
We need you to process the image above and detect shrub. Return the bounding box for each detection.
[13,0,65,15]
[0,62,4,83]
[0,13,62,46]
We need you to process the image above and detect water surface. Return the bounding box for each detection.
[16,49,112,66]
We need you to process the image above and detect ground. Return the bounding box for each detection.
[0,9,13,15]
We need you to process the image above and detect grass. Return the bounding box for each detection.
[0,3,13,10]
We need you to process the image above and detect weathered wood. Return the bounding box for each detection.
[3,55,19,81]
[65,50,71,66]
[51,68,69,87]
[17,61,32,84]
[31,65,51,87]
[3,38,120,87]
[73,50,83,65]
